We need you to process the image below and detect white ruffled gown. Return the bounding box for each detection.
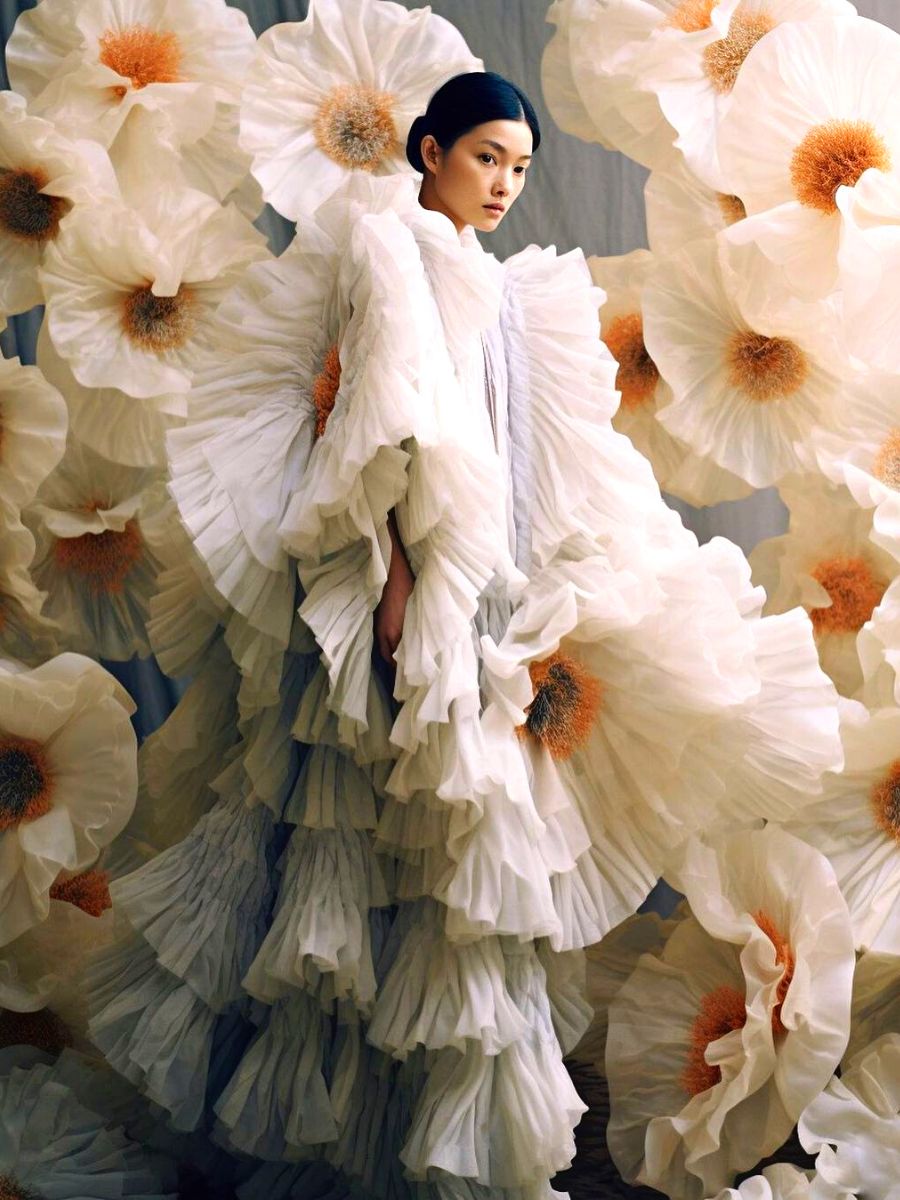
[85,175,842,1200]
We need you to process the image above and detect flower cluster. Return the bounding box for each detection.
[545,1,900,1195]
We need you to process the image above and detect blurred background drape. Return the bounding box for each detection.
[2,0,896,729]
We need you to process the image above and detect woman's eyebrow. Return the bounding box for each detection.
[477,138,533,161]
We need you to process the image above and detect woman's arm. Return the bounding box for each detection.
[374,508,414,665]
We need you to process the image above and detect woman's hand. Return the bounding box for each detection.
[374,512,414,665]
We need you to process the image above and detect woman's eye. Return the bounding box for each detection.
[514,166,527,175]
[479,153,495,164]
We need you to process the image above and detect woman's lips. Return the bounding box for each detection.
[483,203,505,214]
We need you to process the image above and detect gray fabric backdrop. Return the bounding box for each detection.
[1,0,895,725]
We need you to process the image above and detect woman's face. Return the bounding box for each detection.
[419,118,533,234]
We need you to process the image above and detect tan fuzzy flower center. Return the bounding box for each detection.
[871,759,900,843]
[604,313,660,411]
[517,651,603,760]
[122,283,197,352]
[873,429,900,490]
[790,120,892,214]
[313,343,342,438]
[667,0,719,32]
[54,518,144,595]
[0,1007,71,1055]
[682,983,746,1096]
[717,192,747,225]
[753,909,794,1036]
[50,867,112,916]
[809,555,886,635]
[0,735,54,832]
[0,166,69,244]
[0,1175,47,1200]
[726,330,808,402]
[313,84,397,171]
[98,24,183,98]
[703,10,775,94]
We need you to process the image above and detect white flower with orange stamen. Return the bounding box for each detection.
[643,237,850,489]
[605,829,854,1200]
[589,249,751,505]
[38,188,267,399]
[718,16,900,303]
[5,0,255,152]
[799,1034,900,1200]
[24,440,168,661]
[0,871,113,1042]
[0,653,137,949]
[239,0,482,221]
[751,475,897,696]
[0,91,120,319]
[837,167,900,375]
[542,0,679,169]
[783,701,900,953]
[632,0,856,191]
[811,373,900,564]
[645,156,749,255]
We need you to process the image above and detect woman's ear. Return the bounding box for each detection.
[420,133,441,175]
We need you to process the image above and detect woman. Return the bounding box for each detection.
[90,70,839,1200]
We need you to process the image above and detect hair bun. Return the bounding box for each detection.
[405,114,428,173]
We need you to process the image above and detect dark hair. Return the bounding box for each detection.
[405,71,541,173]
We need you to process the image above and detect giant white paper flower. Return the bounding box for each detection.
[239,0,482,221]
[643,237,850,488]
[858,578,900,709]
[0,90,119,318]
[645,155,751,255]
[24,440,168,660]
[719,16,900,303]
[35,320,179,470]
[542,0,679,169]
[0,345,68,512]
[751,475,897,695]
[632,0,856,190]
[39,187,267,398]
[590,248,752,505]
[811,373,900,563]
[6,0,255,152]
[783,701,900,953]
[0,1045,177,1198]
[836,167,900,374]
[710,1165,819,1200]
[605,829,854,1200]
[799,1034,900,1200]
[847,950,900,1063]
[0,653,137,948]
[0,872,113,1042]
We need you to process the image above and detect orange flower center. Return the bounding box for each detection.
[53,518,144,595]
[121,283,197,352]
[873,429,900,490]
[790,120,892,214]
[98,24,183,98]
[0,1175,47,1200]
[809,555,886,635]
[871,759,900,843]
[313,84,397,172]
[717,192,747,225]
[313,343,342,438]
[603,312,660,411]
[50,867,112,916]
[667,0,719,32]
[703,10,776,94]
[681,984,746,1096]
[726,330,808,402]
[753,909,794,1036]
[0,735,54,832]
[0,166,69,244]
[517,651,603,760]
[0,1007,71,1056]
